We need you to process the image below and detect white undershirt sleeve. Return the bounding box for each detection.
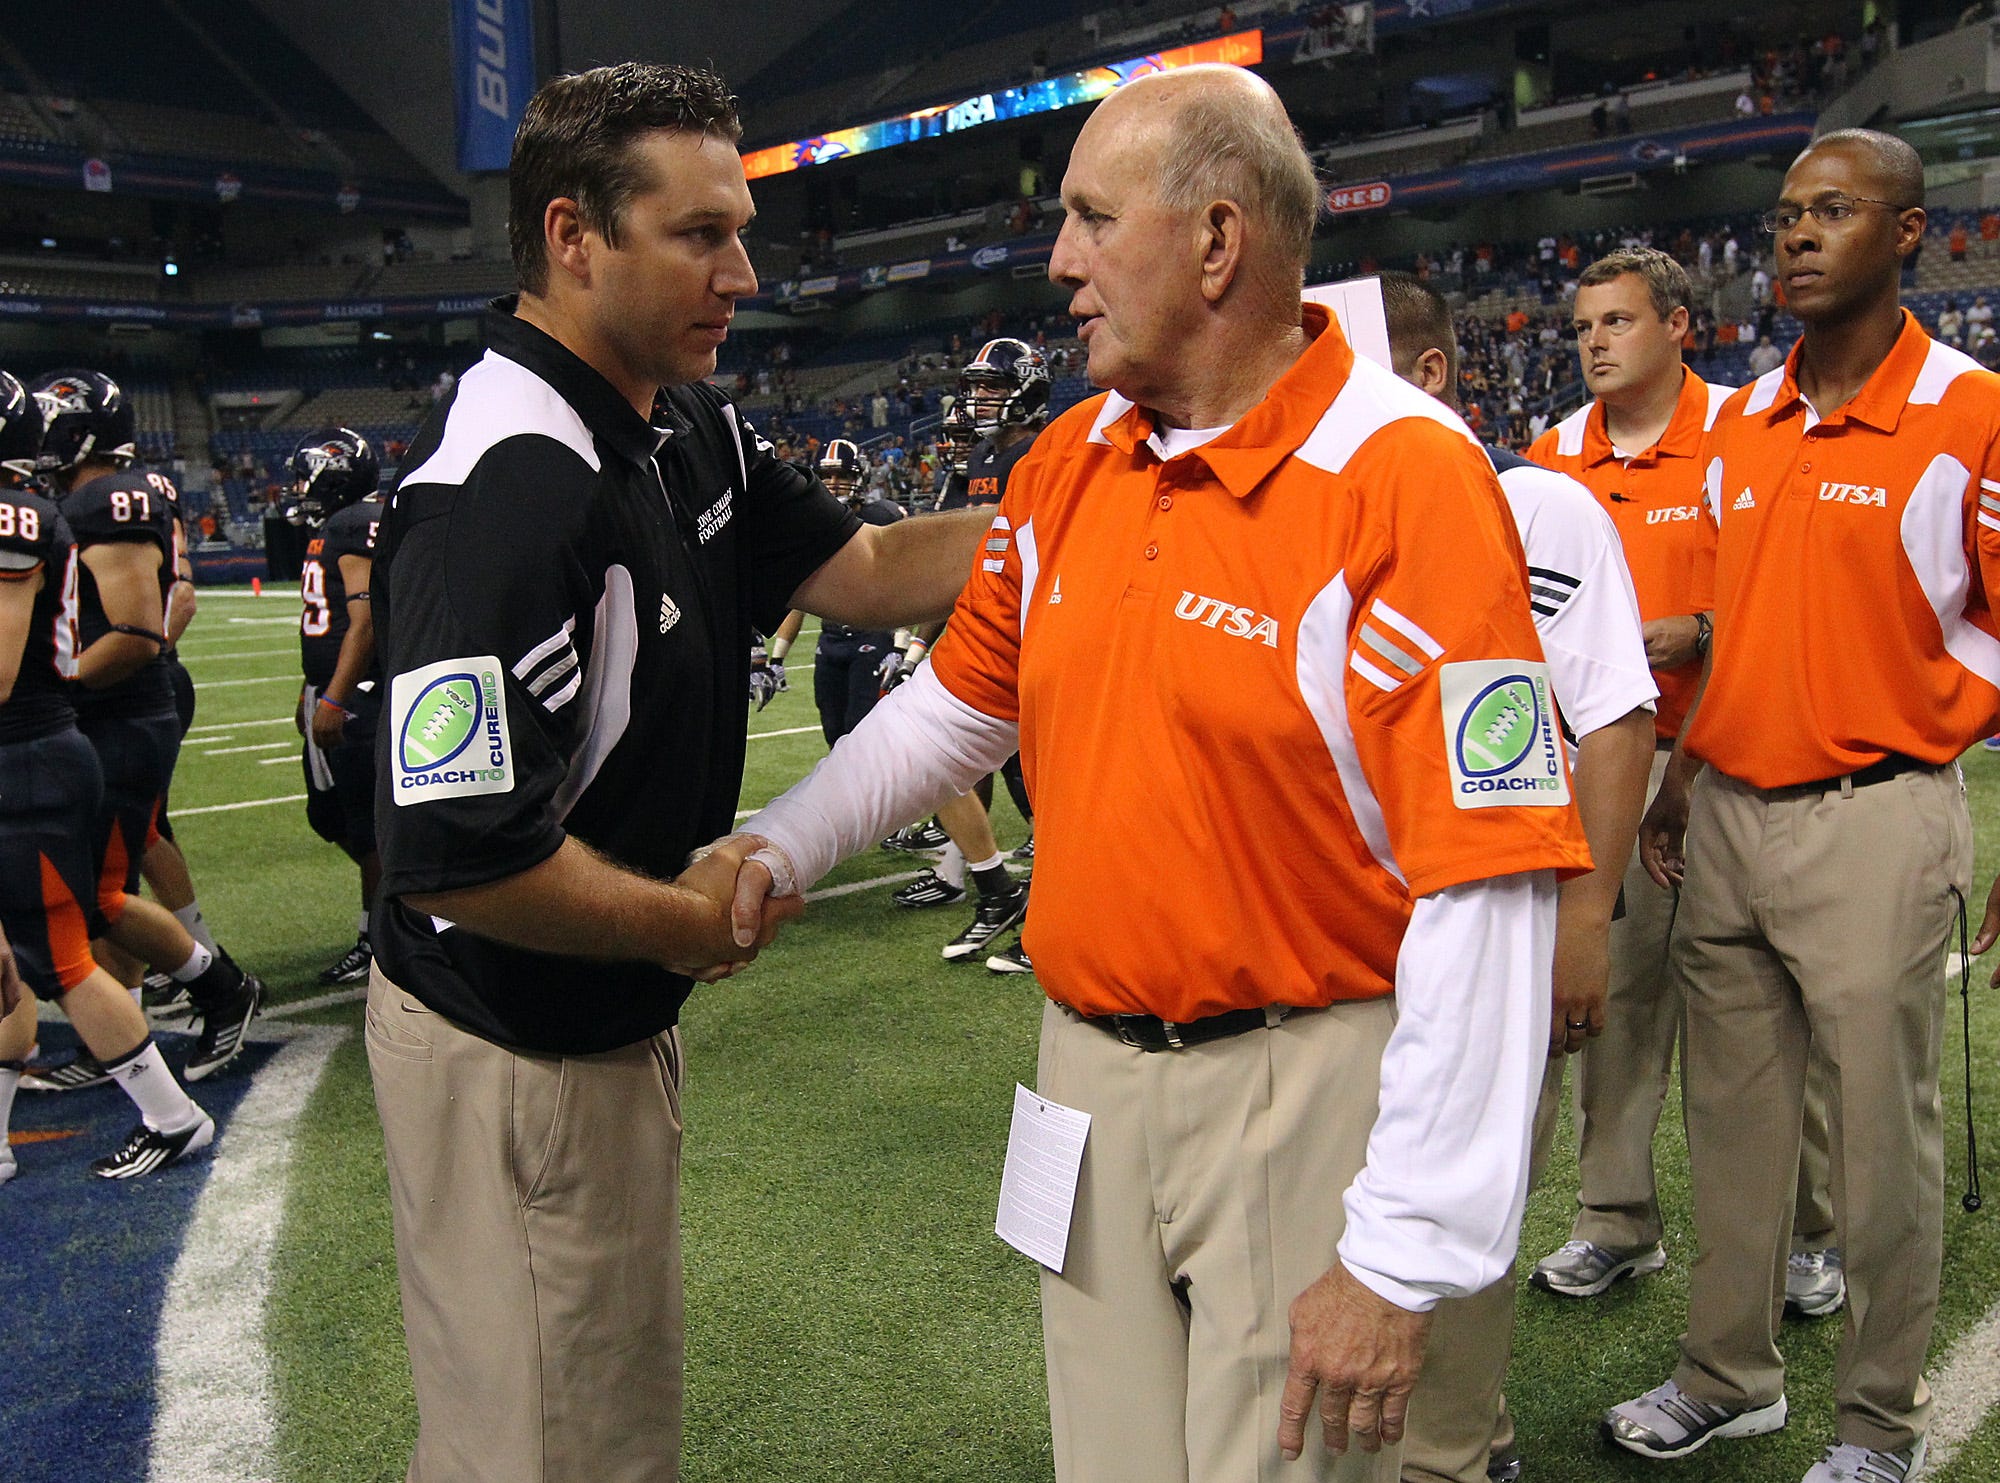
[1337,869,1557,1311]
[741,665,1019,889]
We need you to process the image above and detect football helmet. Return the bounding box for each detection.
[960,337,1049,438]
[816,438,867,503]
[0,371,45,489]
[939,400,976,476]
[287,427,379,526]
[29,369,136,473]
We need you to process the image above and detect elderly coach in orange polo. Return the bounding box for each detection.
[722,64,1589,1481]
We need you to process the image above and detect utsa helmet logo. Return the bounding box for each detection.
[32,379,92,424]
[297,443,353,476]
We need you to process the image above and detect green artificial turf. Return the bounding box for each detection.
[155,592,2000,1482]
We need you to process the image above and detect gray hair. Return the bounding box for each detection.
[1153,86,1321,272]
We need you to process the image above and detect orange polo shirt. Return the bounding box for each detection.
[929,305,1591,1023]
[1688,309,2000,787]
[1529,365,1730,739]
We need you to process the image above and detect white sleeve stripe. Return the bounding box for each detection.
[1982,478,2000,494]
[1981,493,2000,514]
[513,617,578,679]
[982,558,1006,572]
[1349,651,1401,693]
[541,669,584,712]
[1367,598,1444,659]
[1358,623,1424,677]
[1980,511,2000,534]
[525,648,579,697]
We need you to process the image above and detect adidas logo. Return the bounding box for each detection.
[1049,575,1063,605]
[659,594,681,633]
[1732,488,1756,511]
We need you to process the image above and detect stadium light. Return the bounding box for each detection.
[742,30,1265,180]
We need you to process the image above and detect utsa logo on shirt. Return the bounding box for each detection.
[1173,590,1280,647]
[1646,506,1702,525]
[1817,481,1888,507]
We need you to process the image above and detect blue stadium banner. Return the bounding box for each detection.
[453,0,534,173]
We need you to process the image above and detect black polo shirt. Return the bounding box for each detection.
[373,301,860,1054]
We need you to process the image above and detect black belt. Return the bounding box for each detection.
[1760,752,1931,799]
[1068,1004,1284,1052]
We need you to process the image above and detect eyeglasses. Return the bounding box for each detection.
[1760,197,1908,234]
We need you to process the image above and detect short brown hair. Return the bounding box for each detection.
[508,63,743,296]
[1378,270,1458,388]
[1576,247,1692,322]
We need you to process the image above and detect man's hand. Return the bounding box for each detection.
[294,685,311,736]
[1550,910,1608,1055]
[749,661,780,713]
[0,929,24,1017]
[874,648,904,693]
[1278,1260,1433,1461]
[1642,614,1703,670]
[1970,869,2000,986]
[310,695,348,750]
[1637,772,1690,889]
[668,836,802,981]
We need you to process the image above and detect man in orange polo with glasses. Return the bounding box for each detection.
[1606,128,2000,1483]
[718,64,1588,1483]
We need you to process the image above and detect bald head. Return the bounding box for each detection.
[1796,127,1924,208]
[1091,64,1322,279]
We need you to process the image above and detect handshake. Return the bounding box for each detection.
[665,833,805,983]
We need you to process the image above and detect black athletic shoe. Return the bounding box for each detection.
[1009,833,1035,862]
[21,1052,112,1092]
[943,888,1028,962]
[1487,1446,1522,1482]
[89,1113,216,1179]
[883,822,950,853]
[892,869,967,909]
[985,937,1034,975]
[185,973,263,1082]
[318,937,372,986]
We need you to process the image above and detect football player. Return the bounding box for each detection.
[138,438,237,1014]
[289,427,383,983]
[888,338,1043,970]
[0,371,220,1179]
[764,440,906,747]
[25,370,262,1088]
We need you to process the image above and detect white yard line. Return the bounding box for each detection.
[186,717,294,734]
[193,675,300,690]
[1926,1297,2000,1473]
[748,724,822,741]
[176,794,307,815]
[192,742,295,757]
[145,1026,347,1483]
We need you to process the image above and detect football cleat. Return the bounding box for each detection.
[90,1113,216,1180]
[1009,833,1035,862]
[21,1052,111,1093]
[892,869,966,909]
[143,969,191,1020]
[185,973,263,1082]
[943,887,1028,962]
[985,937,1034,975]
[882,822,950,853]
[318,937,373,986]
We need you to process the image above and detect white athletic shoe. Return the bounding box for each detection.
[1801,1439,1926,1482]
[0,1141,15,1184]
[1602,1380,1787,1459]
[1785,1247,1847,1318]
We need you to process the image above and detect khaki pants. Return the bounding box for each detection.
[1400,755,1842,1482]
[367,968,687,1483]
[1673,766,1970,1452]
[1036,997,1401,1483]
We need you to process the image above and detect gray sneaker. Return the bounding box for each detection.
[1801,1438,1926,1482]
[1785,1247,1846,1319]
[1530,1238,1666,1297]
[1603,1380,1788,1459]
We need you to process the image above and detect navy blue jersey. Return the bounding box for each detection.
[0,489,79,744]
[61,469,176,720]
[301,494,382,688]
[936,432,1034,510]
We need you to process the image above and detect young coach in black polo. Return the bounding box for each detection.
[366,65,991,1483]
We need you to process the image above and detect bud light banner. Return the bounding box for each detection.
[453,0,534,174]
